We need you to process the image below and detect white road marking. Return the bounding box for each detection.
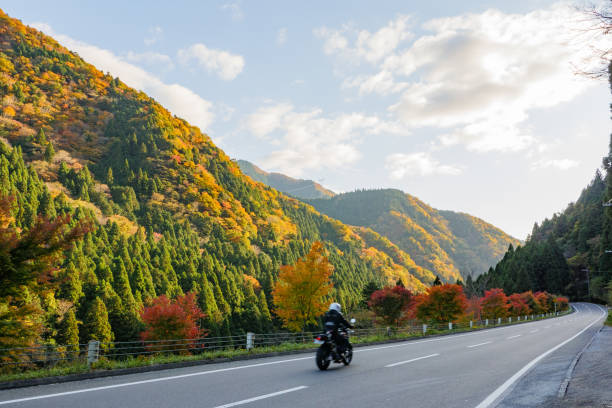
[507,335,521,340]
[212,386,308,408]
[0,309,582,406]
[0,357,312,405]
[385,353,440,368]
[468,341,492,348]
[529,329,539,333]
[474,305,607,408]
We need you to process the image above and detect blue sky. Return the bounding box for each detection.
[4,1,610,239]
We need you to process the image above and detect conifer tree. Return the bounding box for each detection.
[58,308,80,351]
[83,297,113,344]
[44,142,55,162]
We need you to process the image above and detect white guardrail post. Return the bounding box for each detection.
[87,340,99,369]
[469,320,473,329]
[485,319,488,326]
[448,322,453,330]
[246,332,254,350]
[422,324,427,335]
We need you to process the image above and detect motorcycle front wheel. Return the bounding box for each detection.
[342,344,353,366]
[316,346,331,370]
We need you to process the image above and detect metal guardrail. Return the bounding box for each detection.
[0,311,568,370]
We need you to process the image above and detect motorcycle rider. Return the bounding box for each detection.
[323,302,353,356]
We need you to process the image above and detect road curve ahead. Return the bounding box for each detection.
[0,303,606,408]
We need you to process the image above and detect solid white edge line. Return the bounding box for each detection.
[0,303,590,406]
[0,357,312,406]
[474,304,607,408]
[467,341,492,348]
[385,353,440,368]
[212,386,308,408]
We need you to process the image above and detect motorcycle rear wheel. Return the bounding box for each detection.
[316,346,331,370]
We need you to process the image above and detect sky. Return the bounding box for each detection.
[4,1,610,239]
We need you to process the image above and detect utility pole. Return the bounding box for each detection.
[581,268,590,300]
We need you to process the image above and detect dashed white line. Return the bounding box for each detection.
[385,353,440,368]
[529,329,539,333]
[468,341,492,348]
[0,357,312,405]
[212,386,308,408]
[507,335,521,340]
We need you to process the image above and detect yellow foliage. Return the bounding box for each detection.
[272,242,333,331]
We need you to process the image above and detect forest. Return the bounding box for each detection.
[0,9,439,352]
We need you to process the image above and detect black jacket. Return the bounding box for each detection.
[323,309,353,332]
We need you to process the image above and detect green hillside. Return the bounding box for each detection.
[308,189,521,282]
[0,9,436,348]
[237,159,334,200]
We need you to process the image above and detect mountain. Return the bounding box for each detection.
[307,189,521,282]
[237,159,334,200]
[0,9,436,346]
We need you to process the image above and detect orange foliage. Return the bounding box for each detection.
[272,242,333,331]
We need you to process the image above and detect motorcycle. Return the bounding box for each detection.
[314,318,356,370]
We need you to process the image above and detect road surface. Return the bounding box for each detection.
[0,303,606,408]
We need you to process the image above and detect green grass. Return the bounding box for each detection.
[605,310,612,327]
[0,309,573,384]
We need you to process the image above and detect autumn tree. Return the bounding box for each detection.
[0,195,88,350]
[368,285,413,326]
[554,296,569,312]
[508,293,531,316]
[272,241,333,332]
[416,284,468,324]
[140,292,206,350]
[480,288,509,319]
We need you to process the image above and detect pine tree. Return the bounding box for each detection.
[44,142,55,162]
[83,297,113,344]
[58,309,80,352]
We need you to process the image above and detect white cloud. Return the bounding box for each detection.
[385,152,462,178]
[221,2,244,21]
[125,51,174,69]
[144,26,163,46]
[245,103,406,177]
[320,4,605,153]
[31,23,214,132]
[531,158,579,171]
[276,28,288,45]
[178,43,245,81]
[315,15,413,63]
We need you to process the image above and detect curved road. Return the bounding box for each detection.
[0,303,606,408]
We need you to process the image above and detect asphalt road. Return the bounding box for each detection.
[0,303,606,408]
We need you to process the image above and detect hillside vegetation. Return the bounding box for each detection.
[308,189,521,283]
[0,9,434,348]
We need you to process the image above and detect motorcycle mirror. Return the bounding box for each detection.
[350,318,356,324]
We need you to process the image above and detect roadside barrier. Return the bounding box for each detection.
[0,310,569,371]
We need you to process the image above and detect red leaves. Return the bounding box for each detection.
[140,292,206,350]
[508,293,531,316]
[480,288,510,319]
[415,284,468,324]
[368,285,413,326]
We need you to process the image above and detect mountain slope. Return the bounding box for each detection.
[237,159,334,200]
[0,9,434,345]
[308,189,521,282]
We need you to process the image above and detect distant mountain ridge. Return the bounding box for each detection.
[307,189,521,282]
[237,160,334,200]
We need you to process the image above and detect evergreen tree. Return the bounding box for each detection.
[83,297,113,344]
[44,142,55,162]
